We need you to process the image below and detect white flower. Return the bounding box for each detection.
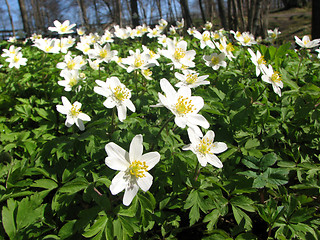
[77,27,85,36]
[169,26,176,35]
[114,25,130,39]
[175,70,209,89]
[193,30,215,49]
[155,78,209,137]
[294,35,320,49]
[105,134,160,206]
[88,43,118,63]
[187,27,197,36]
[56,51,86,71]
[33,38,60,54]
[147,26,162,38]
[88,59,104,71]
[261,64,283,97]
[6,52,27,69]
[247,48,266,77]
[1,45,21,58]
[98,30,114,44]
[8,36,17,43]
[94,77,135,122]
[56,96,91,131]
[121,49,155,73]
[203,21,213,31]
[267,28,281,41]
[161,39,196,69]
[216,36,235,60]
[48,20,76,34]
[176,18,184,29]
[183,128,227,168]
[58,36,75,53]
[203,52,227,70]
[58,70,81,91]
[231,31,256,46]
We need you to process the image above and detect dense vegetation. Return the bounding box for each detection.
[0,21,319,239]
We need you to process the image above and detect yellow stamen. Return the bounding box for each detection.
[129,160,148,178]
[134,56,145,67]
[174,48,186,60]
[114,86,129,101]
[257,56,266,65]
[197,137,213,155]
[186,73,198,84]
[203,32,210,42]
[211,56,220,65]
[271,71,282,83]
[67,60,76,70]
[99,49,108,58]
[70,104,81,117]
[69,78,78,87]
[175,96,194,115]
[226,43,234,52]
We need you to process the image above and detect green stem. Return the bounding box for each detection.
[296,56,303,80]
[194,161,200,181]
[150,115,175,151]
[110,107,117,135]
[247,85,268,107]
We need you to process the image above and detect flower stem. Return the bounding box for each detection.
[110,107,117,135]
[194,161,200,181]
[150,115,175,151]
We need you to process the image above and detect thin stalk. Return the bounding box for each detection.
[150,115,175,151]
[194,161,201,181]
[110,107,117,135]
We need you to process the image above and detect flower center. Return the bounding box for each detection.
[243,36,251,44]
[99,49,108,58]
[129,160,148,178]
[114,86,130,101]
[271,71,282,83]
[60,26,68,33]
[186,73,198,84]
[226,43,234,52]
[211,56,220,65]
[142,69,152,77]
[13,56,20,63]
[67,60,76,70]
[174,48,186,60]
[197,137,213,155]
[149,50,155,58]
[175,96,194,115]
[203,33,210,42]
[303,39,310,45]
[134,56,145,67]
[257,56,266,65]
[69,77,78,87]
[70,104,81,117]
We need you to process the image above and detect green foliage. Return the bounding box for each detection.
[0,28,319,240]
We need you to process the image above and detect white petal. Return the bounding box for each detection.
[105,156,129,171]
[78,113,91,122]
[117,105,127,122]
[206,154,223,168]
[187,114,209,129]
[129,134,143,162]
[103,98,116,109]
[56,105,68,115]
[141,152,160,170]
[105,142,129,167]
[61,96,72,109]
[76,119,85,131]
[110,171,127,195]
[123,184,139,206]
[212,142,228,154]
[137,172,153,192]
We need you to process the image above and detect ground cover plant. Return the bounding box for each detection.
[0,20,319,239]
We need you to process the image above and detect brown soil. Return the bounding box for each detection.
[268,7,312,42]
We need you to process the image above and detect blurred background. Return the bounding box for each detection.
[1,0,317,41]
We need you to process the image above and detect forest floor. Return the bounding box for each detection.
[268,6,312,42]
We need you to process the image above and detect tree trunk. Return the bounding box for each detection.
[179,0,193,28]
[130,0,140,27]
[115,0,122,27]
[199,0,206,23]
[77,0,90,30]
[237,0,245,31]
[138,0,147,23]
[155,0,162,19]
[312,0,320,39]
[5,0,15,37]
[93,0,101,27]
[18,0,30,36]
[252,0,262,35]
[217,0,227,29]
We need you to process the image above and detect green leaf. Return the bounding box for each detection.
[1,198,17,239]
[83,215,108,238]
[231,205,252,230]
[184,189,209,226]
[59,220,77,239]
[229,195,255,212]
[58,177,89,194]
[31,179,58,190]
[259,153,278,171]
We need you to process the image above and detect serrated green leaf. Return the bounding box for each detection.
[1,198,17,239]
[59,220,77,239]
[83,215,108,238]
[31,179,58,190]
